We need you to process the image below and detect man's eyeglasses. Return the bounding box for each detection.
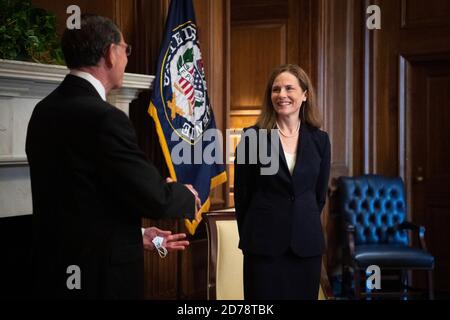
[116,43,132,56]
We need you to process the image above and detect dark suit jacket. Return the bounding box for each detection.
[25,75,195,299]
[234,124,331,257]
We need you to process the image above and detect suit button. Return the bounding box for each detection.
[290,196,295,202]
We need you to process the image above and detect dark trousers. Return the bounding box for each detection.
[244,249,321,300]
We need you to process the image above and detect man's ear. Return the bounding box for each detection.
[103,44,115,68]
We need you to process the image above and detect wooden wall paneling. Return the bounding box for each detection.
[318,0,355,179]
[352,1,366,177]
[371,0,450,206]
[309,0,320,86]
[366,0,450,178]
[193,0,211,76]
[401,0,450,28]
[128,0,169,75]
[143,219,180,299]
[179,235,208,299]
[362,0,411,292]
[399,0,450,55]
[230,0,288,22]
[362,0,408,176]
[81,0,114,17]
[363,0,401,176]
[295,0,312,78]
[230,23,287,110]
[31,0,168,75]
[32,0,115,35]
[113,0,133,44]
[370,0,401,176]
[316,0,362,282]
[287,0,300,65]
[401,57,450,293]
[362,0,375,174]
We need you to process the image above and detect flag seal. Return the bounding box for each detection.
[161,21,211,144]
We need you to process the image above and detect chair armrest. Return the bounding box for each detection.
[345,223,356,257]
[397,221,428,250]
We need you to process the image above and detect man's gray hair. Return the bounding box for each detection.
[61,15,121,69]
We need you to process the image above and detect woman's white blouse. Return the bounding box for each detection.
[284,151,296,175]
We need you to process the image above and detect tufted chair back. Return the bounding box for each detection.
[338,175,408,246]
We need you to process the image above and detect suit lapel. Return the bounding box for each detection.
[267,124,313,188]
[291,124,311,194]
[268,130,291,184]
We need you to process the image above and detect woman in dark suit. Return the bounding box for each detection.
[234,64,331,300]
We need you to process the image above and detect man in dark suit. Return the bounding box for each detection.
[25,15,199,299]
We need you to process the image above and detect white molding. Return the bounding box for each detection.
[0,59,155,164]
[0,59,154,99]
[0,156,28,166]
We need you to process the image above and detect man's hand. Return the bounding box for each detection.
[143,226,189,251]
[166,177,202,212]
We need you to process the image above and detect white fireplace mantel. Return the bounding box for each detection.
[0,59,154,164]
[0,59,154,110]
[0,59,154,218]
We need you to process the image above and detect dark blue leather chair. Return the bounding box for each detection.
[337,175,434,299]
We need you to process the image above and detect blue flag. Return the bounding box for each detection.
[149,0,227,235]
